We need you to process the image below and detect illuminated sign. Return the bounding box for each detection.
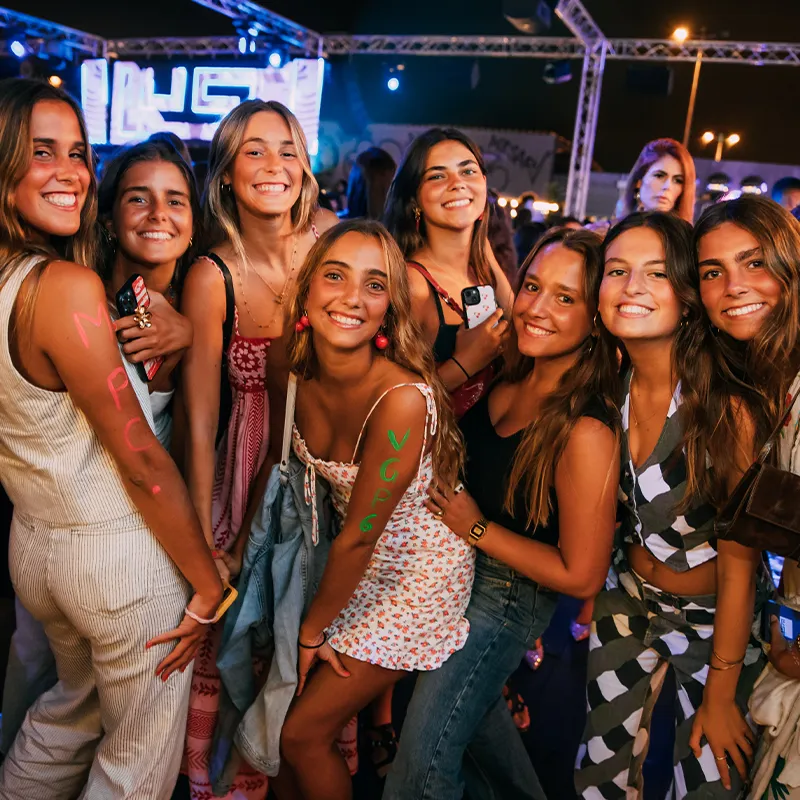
[81,57,325,151]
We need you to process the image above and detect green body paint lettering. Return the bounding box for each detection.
[360,514,377,532]
[379,457,399,482]
[388,428,410,452]
[371,487,392,507]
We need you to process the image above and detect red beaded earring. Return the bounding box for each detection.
[295,311,310,333]
[374,329,389,350]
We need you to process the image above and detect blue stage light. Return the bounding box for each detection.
[10,40,26,59]
[268,50,283,68]
[387,76,400,92]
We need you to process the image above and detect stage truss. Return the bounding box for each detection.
[2,1,800,215]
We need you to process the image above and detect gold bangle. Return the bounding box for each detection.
[712,650,744,667]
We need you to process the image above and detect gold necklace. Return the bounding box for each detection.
[238,239,299,329]
[629,373,670,428]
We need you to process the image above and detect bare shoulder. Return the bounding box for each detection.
[563,416,617,461]
[38,260,105,307]
[182,256,226,303]
[313,208,340,234]
[368,382,430,430]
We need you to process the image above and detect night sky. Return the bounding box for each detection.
[6,0,800,172]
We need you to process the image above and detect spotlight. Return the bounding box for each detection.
[543,61,572,85]
[48,75,62,87]
[701,131,715,145]
[234,19,259,55]
[509,198,519,208]
[268,50,283,69]
[497,197,508,208]
[387,76,400,92]
[9,40,27,59]
[510,208,518,219]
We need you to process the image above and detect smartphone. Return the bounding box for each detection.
[115,274,163,383]
[765,599,800,643]
[461,285,497,329]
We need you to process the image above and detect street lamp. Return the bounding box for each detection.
[672,26,703,149]
[672,27,689,44]
[701,131,741,162]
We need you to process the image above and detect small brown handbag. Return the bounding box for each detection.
[715,392,800,558]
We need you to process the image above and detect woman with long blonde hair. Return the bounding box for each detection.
[0,79,222,797]
[272,219,473,800]
[179,99,337,799]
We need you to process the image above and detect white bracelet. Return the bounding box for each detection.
[184,606,220,625]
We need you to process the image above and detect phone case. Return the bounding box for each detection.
[115,275,163,382]
[462,285,497,329]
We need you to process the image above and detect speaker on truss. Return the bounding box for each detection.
[503,0,559,34]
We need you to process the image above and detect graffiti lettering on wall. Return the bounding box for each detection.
[316,122,556,197]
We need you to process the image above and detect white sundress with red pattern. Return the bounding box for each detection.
[292,382,475,671]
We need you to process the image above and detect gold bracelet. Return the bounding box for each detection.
[712,649,745,667]
[709,662,737,671]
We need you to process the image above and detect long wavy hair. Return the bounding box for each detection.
[693,196,800,433]
[607,212,765,508]
[98,137,201,292]
[286,219,463,482]
[502,227,621,527]
[622,138,696,223]
[383,127,495,288]
[0,78,97,331]
[202,100,319,260]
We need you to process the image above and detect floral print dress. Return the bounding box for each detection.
[292,382,475,670]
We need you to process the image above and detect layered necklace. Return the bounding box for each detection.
[237,238,299,329]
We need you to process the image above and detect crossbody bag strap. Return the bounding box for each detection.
[757,390,800,463]
[280,373,298,478]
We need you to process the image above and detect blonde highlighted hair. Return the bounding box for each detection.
[286,219,463,482]
[0,78,98,332]
[202,100,319,261]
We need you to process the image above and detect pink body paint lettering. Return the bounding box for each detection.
[106,367,129,412]
[73,303,115,349]
[124,417,153,453]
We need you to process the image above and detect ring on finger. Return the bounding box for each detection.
[714,754,727,762]
[434,509,444,520]
[454,482,465,494]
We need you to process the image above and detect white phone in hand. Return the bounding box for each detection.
[462,285,497,329]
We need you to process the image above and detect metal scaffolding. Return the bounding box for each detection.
[0,7,105,57]
[3,0,800,216]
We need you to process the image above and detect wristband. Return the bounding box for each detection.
[298,631,328,649]
[450,357,471,381]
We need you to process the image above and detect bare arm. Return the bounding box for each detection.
[429,417,618,599]
[487,247,515,316]
[35,263,222,612]
[298,386,428,642]
[180,258,227,544]
[690,402,760,788]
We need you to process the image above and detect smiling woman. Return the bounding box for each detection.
[275,219,471,800]
[178,99,339,799]
[0,78,222,798]
[576,211,767,800]
[385,127,512,419]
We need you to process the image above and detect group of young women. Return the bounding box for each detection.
[0,77,797,800]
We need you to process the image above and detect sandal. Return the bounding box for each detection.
[502,683,530,733]
[368,723,398,778]
[570,620,591,642]
[524,638,544,671]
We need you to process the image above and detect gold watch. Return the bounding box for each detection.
[468,518,490,546]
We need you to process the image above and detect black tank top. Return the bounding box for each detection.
[460,390,613,544]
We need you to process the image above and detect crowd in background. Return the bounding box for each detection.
[1,76,800,800]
